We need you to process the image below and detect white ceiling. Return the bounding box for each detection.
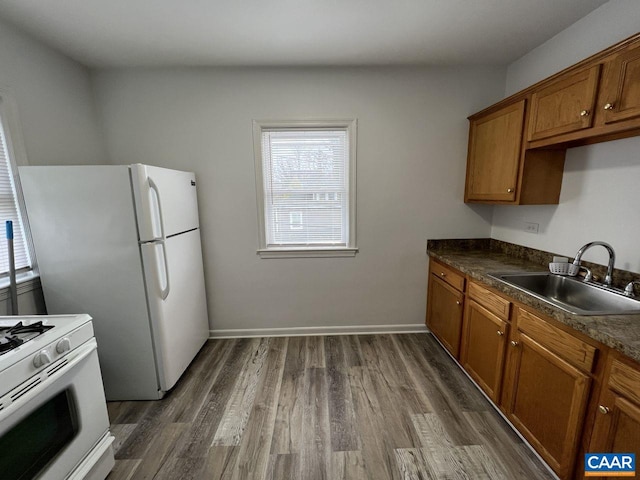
[0,0,609,68]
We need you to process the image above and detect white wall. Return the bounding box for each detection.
[93,66,503,332]
[0,18,107,314]
[0,18,106,166]
[505,0,640,96]
[492,0,640,272]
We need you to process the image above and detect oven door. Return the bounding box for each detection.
[0,338,111,480]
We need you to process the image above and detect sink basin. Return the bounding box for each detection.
[487,272,640,316]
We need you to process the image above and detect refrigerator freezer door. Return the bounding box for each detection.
[140,229,209,392]
[131,164,200,241]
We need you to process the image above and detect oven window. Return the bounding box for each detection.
[0,389,78,480]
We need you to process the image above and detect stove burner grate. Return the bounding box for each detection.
[0,321,54,356]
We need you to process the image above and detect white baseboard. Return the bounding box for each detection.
[209,323,429,339]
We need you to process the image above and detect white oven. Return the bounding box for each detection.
[0,315,114,480]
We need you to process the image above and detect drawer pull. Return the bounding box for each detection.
[510,341,519,347]
[497,330,504,336]
[580,110,590,117]
[440,272,446,277]
[604,103,615,110]
[598,405,610,415]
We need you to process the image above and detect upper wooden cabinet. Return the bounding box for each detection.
[600,40,640,126]
[464,101,524,202]
[465,101,565,205]
[464,33,640,204]
[527,65,600,141]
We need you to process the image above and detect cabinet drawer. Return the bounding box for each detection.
[516,307,597,373]
[429,259,465,292]
[608,359,640,405]
[467,281,510,320]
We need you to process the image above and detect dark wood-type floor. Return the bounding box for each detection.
[106,333,556,480]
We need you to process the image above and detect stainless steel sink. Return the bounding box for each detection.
[487,272,640,316]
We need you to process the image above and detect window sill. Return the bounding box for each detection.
[0,271,41,299]
[257,247,359,259]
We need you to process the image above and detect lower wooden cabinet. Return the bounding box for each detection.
[587,357,640,479]
[502,326,591,479]
[426,275,464,358]
[425,259,637,480]
[460,298,508,403]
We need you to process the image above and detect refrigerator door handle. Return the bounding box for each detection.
[148,176,166,240]
[157,241,171,300]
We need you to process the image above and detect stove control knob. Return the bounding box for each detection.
[33,350,52,368]
[56,338,71,354]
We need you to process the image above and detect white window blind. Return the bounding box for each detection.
[0,116,31,274]
[261,129,349,247]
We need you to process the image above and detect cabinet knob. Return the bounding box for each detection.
[510,341,519,347]
[604,103,615,110]
[497,330,504,336]
[580,110,590,117]
[440,272,446,277]
[456,300,462,305]
[507,188,514,193]
[598,405,610,415]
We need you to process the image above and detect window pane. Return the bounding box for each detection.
[262,129,349,246]
[0,115,32,273]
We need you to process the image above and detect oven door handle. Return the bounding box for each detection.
[0,339,98,422]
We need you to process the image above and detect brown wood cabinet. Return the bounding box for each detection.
[425,260,640,480]
[464,100,566,205]
[465,33,640,204]
[464,101,524,202]
[502,307,594,479]
[528,65,600,141]
[600,40,640,127]
[587,357,640,478]
[460,281,511,403]
[426,259,464,358]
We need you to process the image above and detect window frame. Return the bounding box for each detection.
[0,89,38,277]
[253,119,358,258]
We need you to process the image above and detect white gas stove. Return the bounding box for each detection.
[0,315,115,480]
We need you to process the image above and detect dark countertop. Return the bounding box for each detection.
[427,245,640,364]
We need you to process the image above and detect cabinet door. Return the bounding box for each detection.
[591,393,640,453]
[601,42,640,125]
[464,100,525,202]
[460,299,508,403]
[527,65,600,141]
[588,357,640,478]
[504,331,591,479]
[426,275,464,358]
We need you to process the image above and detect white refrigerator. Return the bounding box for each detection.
[19,164,210,401]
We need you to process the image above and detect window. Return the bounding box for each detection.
[253,120,357,258]
[0,94,33,275]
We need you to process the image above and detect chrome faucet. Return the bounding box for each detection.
[572,241,616,287]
